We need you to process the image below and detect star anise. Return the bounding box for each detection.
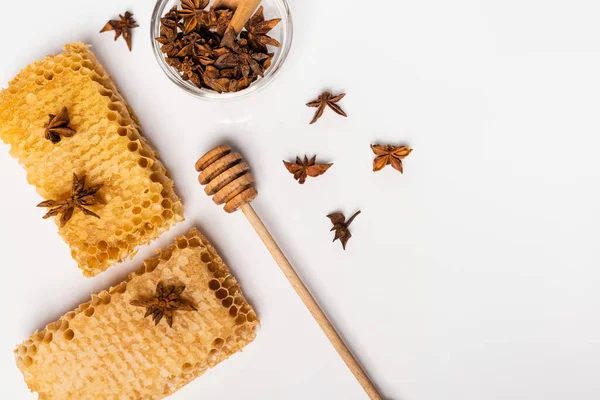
[215,45,266,79]
[180,0,210,34]
[242,6,281,52]
[44,106,76,144]
[371,144,413,173]
[37,173,103,227]
[155,14,181,57]
[306,92,347,124]
[200,7,233,36]
[327,211,361,250]
[175,32,213,58]
[180,57,198,80]
[100,11,139,51]
[130,281,197,328]
[283,156,333,184]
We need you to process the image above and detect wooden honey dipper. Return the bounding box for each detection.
[196,145,383,400]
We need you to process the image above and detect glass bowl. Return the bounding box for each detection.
[151,0,293,101]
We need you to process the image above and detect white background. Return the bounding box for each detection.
[1,0,599,399]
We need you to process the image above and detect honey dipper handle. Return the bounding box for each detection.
[240,203,383,400]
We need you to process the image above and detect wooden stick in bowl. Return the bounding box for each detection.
[215,0,262,33]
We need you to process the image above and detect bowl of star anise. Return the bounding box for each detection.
[151,0,292,100]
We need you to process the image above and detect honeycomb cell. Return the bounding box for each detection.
[208,262,218,273]
[144,258,160,272]
[208,280,220,291]
[161,249,173,261]
[213,270,225,279]
[235,315,247,325]
[88,258,99,269]
[108,247,119,258]
[27,345,37,356]
[222,297,233,308]
[127,142,138,152]
[222,277,235,288]
[228,286,239,296]
[84,308,95,317]
[188,237,201,247]
[22,356,33,367]
[63,330,75,341]
[43,332,53,344]
[177,239,188,249]
[216,289,228,300]
[201,253,211,263]
[47,321,60,333]
[97,241,108,251]
[212,338,224,349]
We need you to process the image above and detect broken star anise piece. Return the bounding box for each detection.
[37,173,103,227]
[283,155,333,184]
[327,211,361,250]
[130,281,197,328]
[44,106,76,144]
[243,6,282,52]
[100,11,139,51]
[180,0,210,34]
[306,91,347,124]
[371,144,413,173]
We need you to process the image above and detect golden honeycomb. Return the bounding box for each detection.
[15,227,259,400]
[0,43,184,276]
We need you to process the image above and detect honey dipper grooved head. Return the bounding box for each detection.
[196,145,257,213]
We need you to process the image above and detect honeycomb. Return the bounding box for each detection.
[15,227,259,400]
[0,43,184,276]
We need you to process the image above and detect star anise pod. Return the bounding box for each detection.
[215,47,266,79]
[155,15,181,57]
[283,156,333,184]
[371,144,413,173]
[180,0,210,34]
[130,281,197,328]
[37,173,103,227]
[100,11,139,51]
[306,92,347,124]
[44,106,76,144]
[327,211,361,250]
[176,32,213,58]
[243,6,281,52]
[200,7,233,36]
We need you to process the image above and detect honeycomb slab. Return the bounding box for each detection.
[15,227,259,400]
[0,43,184,276]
